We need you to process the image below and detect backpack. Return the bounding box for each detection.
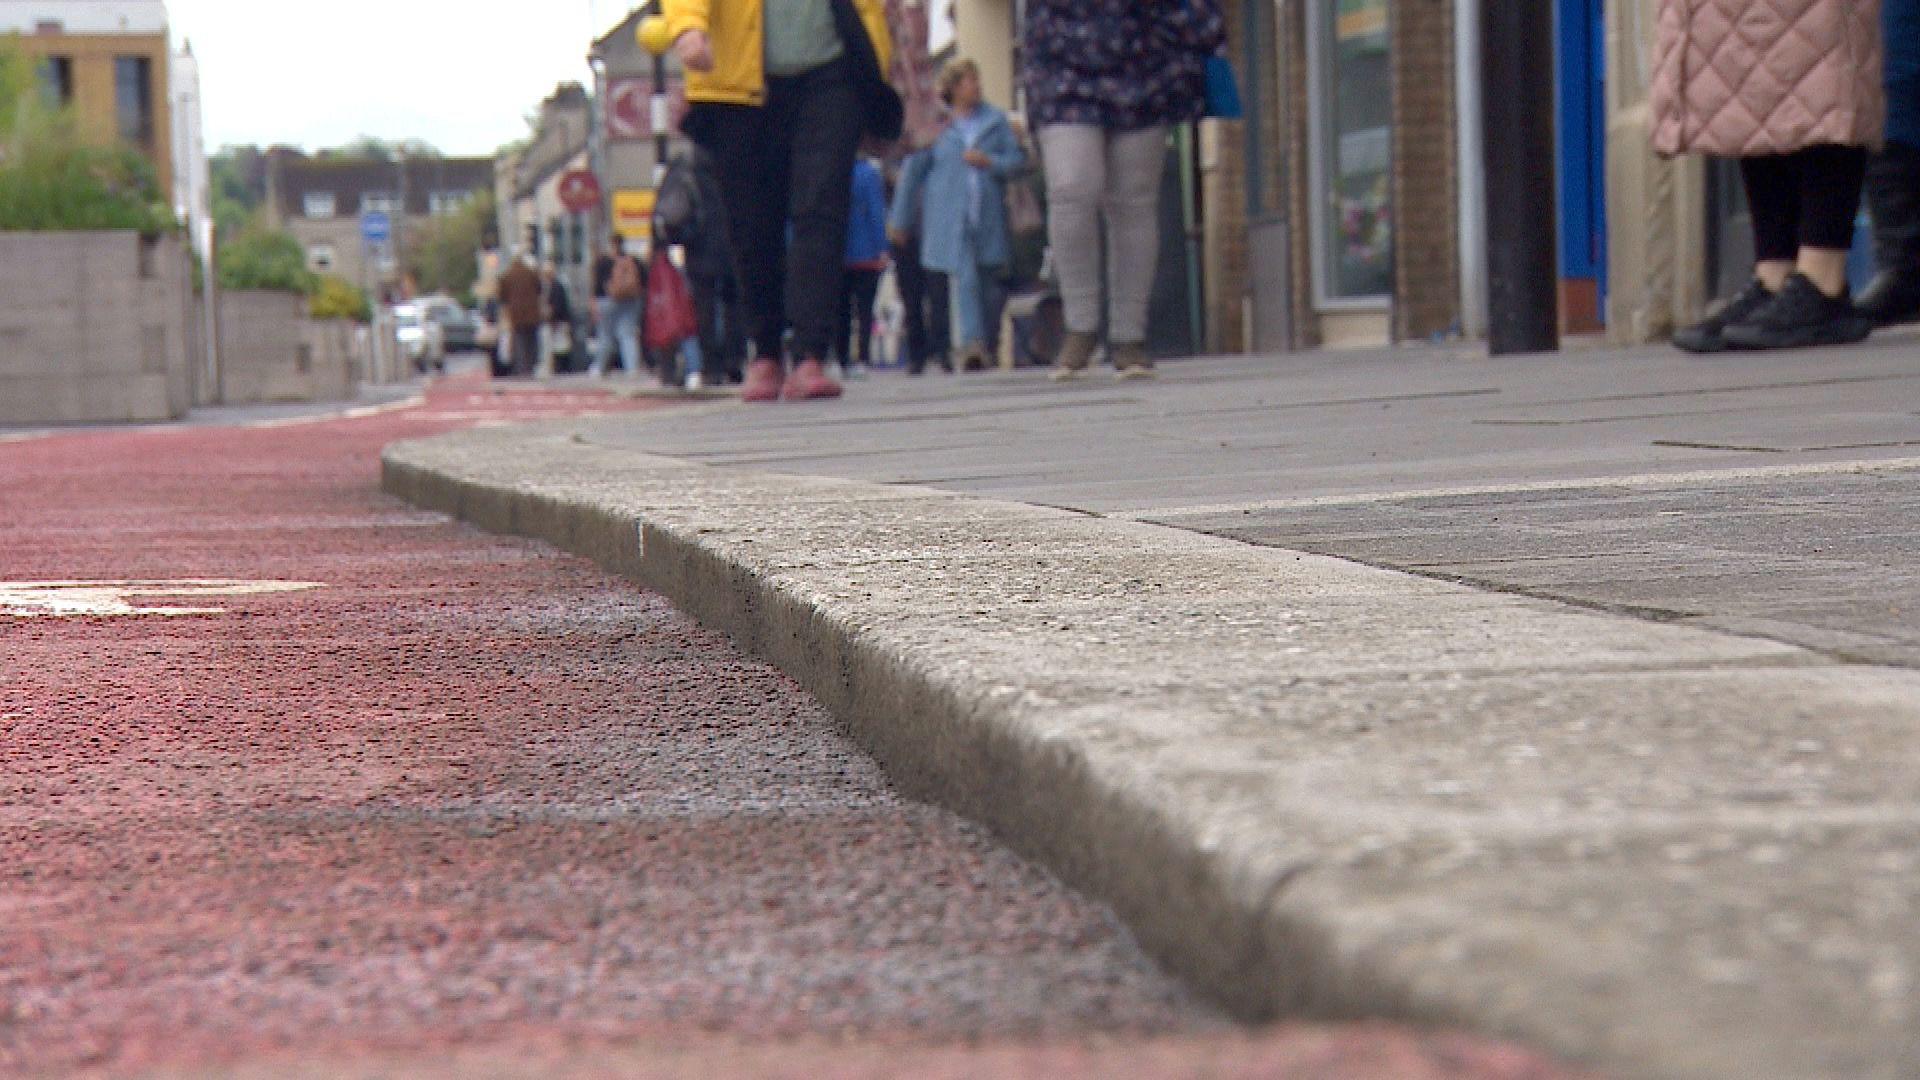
[607,254,642,300]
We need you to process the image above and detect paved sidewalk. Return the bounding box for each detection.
[385,336,1920,1080]
[584,333,1920,668]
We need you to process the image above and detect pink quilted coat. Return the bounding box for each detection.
[1651,0,1885,157]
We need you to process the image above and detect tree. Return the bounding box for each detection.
[209,146,266,240]
[406,188,495,301]
[321,135,441,162]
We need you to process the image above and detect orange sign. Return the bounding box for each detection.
[612,190,656,239]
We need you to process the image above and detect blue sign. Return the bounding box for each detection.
[360,211,391,246]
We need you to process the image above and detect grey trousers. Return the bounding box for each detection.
[1038,124,1166,344]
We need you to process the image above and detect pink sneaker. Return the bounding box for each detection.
[741,358,785,403]
[781,357,844,402]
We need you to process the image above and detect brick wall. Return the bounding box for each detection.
[1203,113,1250,353]
[0,232,191,426]
[1389,0,1461,341]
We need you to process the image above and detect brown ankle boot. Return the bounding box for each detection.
[1050,332,1096,381]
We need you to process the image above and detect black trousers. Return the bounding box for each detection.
[891,234,950,370]
[690,273,746,383]
[1740,144,1870,261]
[692,60,865,363]
[833,266,882,366]
[509,326,540,377]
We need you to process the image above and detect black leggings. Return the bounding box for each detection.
[1740,144,1869,261]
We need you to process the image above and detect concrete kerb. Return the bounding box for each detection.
[382,424,1920,1080]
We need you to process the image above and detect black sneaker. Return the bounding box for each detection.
[1673,279,1774,353]
[1722,273,1875,351]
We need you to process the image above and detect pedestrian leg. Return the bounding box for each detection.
[1861,143,1920,324]
[1103,126,1168,349]
[926,267,952,370]
[1038,125,1108,338]
[852,267,881,370]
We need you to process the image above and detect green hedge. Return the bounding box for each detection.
[308,275,371,322]
[217,229,315,294]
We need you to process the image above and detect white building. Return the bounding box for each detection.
[170,38,210,263]
[0,0,167,34]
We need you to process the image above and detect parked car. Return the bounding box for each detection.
[392,303,446,374]
[420,295,479,353]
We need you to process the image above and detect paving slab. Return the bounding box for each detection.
[384,371,1920,1080]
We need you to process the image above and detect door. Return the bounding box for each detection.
[1556,0,1607,333]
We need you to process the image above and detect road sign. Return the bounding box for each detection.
[607,76,688,141]
[360,211,391,247]
[559,169,603,214]
[608,78,652,140]
[612,190,656,239]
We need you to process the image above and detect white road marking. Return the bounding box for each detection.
[0,580,325,618]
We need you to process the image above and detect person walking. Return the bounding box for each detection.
[1859,0,1920,325]
[592,237,646,377]
[643,0,902,403]
[835,156,889,378]
[541,263,575,375]
[910,59,1024,373]
[496,253,545,378]
[1659,0,1885,353]
[1024,0,1223,381]
[887,144,953,374]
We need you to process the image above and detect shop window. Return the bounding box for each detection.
[1308,0,1392,307]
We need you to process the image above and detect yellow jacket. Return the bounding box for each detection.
[651,0,894,108]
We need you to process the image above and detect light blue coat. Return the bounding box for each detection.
[888,104,1026,274]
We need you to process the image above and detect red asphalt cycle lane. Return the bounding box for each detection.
[0,376,1588,1079]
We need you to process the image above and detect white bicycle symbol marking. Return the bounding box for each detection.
[0,580,325,618]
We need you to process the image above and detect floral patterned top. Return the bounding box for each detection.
[1022,0,1227,131]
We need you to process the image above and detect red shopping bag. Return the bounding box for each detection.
[644,251,699,352]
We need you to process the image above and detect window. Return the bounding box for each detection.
[303,192,337,219]
[308,245,336,271]
[38,56,72,107]
[114,56,154,147]
[1308,0,1393,306]
[429,191,470,216]
[362,192,397,216]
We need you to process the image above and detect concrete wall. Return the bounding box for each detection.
[216,291,354,405]
[0,231,191,426]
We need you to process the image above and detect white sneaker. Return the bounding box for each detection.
[684,371,705,391]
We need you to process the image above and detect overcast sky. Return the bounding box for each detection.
[169,0,622,156]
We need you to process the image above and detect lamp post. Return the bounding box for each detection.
[1481,0,1559,354]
